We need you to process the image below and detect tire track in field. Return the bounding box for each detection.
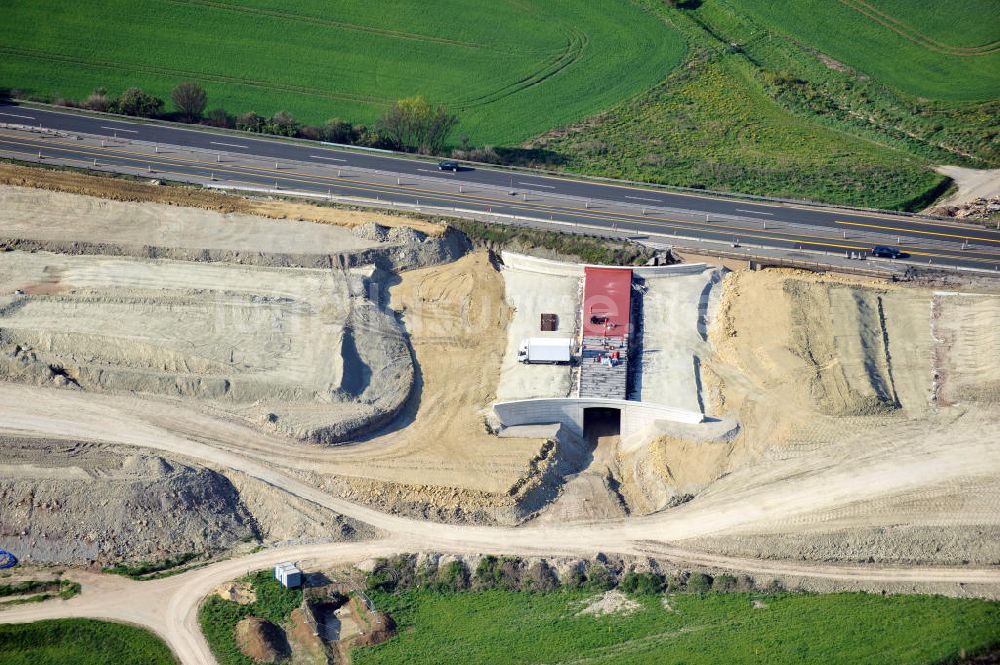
[164,0,585,111]
[838,0,1000,56]
[0,46,391,106]
[165,0,562,56]
[451,27,589,110]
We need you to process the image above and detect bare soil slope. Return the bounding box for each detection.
[0,163,442,236]
[676,269,1000,563]
[307,252,562,524]
[0,436,255,565]
[0,251,412,444]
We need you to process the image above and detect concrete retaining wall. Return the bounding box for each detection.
[494,397,703,439]
[500,252,584,277]
[501,251,708,280]
[633,263,708,279]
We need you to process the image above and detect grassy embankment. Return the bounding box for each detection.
[0,578,81,606]
[354,589,1000,665]
[0,0,684,146]
[532,0,999,211]
[2,1,996,210]
[0,619,177,665]
[198,570,302,665]
[451,219,655,266]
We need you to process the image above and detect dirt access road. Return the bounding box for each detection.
[2,537,999,665]
[3,381,1000,664]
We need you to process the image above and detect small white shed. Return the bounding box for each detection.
[274,561,302,589]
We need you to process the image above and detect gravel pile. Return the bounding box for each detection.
[353,222,390,242]
[0,438,257,565]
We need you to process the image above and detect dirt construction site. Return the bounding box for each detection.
[1,164,1000,659]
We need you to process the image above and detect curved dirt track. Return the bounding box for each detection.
[3,381,1000,663]
[1,537,999,665]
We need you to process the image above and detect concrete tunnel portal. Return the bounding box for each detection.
[582,407,621,443]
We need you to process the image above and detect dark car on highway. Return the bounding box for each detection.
[871,245,907,259]
[438,160,461,172]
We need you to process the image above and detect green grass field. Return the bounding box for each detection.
[525,0,1000,209]
[198,570,303,665]
[2,0,995,210]
[731,0,1000,101]
[533,55,949,210]
[0,0,684,145]
[353,590,1000,665]
[0,619,177,665]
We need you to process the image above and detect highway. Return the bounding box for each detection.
[2,102,999,272]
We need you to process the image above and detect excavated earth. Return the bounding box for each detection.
[2,171,1000,570]
[671,270,1000,565]
[0,180,555,567]
[0,435,371,566]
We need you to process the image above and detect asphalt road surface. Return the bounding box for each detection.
[2,102,999,272]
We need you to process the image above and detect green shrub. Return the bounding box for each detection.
[473,555,501,590]
[58,580,81,600]
[583,563,615,592]
[685,572,713,594]
[104,552,200,580]
[0,580,60,597]
[620,571,665,595]
[711,574,738,593]
[111,87,163,118]
[522,561,559,592]
[436,561,470,592]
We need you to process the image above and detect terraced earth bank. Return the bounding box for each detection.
[0,251,411,444]
[676,270,1000,564]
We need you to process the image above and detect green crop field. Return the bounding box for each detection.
[354,590,1000,665]
[731,0,1000,101]
[526,0,1000,210]
[0,618,177,665]
[1,0,996,210]
[0,0,685,145]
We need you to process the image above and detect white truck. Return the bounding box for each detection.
[518,337,572,364]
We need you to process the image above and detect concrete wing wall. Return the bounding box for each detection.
[500,251,585,277]
[494,397,703,439]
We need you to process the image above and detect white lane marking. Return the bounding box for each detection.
[310,154,346,162]
[737,209,773,215]
[210,141,248,149]
[101,125,138,134]
[520,182,555,189]
[0,112,36,120]
[417,168,443,173]
[625,195,660,202]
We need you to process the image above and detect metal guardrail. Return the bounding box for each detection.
[8,122,995,259]
[9,99,968,225]
[4,125,998,275]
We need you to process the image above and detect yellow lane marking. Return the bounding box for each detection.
[4,136,1000,266]
[836,220,1000,244]
[5,127,990,235]
[10,132,1000,256]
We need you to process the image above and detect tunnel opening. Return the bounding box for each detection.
[583,407,621,444]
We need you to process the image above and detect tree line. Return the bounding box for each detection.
[365,553,785,596]
[36,82,459,154]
